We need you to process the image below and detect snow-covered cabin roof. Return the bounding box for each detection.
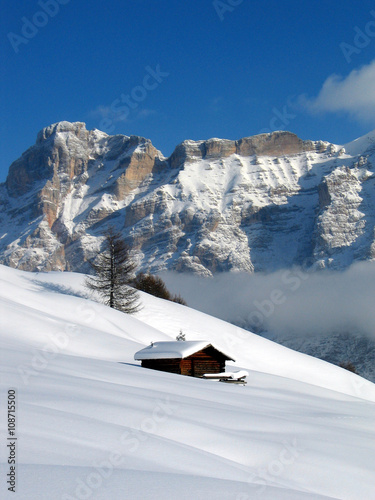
[134,341,235,361]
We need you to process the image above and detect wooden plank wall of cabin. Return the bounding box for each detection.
[141,359,181,374]
[180,359,193,376]
[203,346,229,363]
[191,359,222,377]
[140,348,229,378]
[185,350,225,377]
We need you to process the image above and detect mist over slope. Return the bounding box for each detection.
[161,261,375,382]
[0,264,375,499]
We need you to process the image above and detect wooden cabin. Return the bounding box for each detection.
[134,341,235,378]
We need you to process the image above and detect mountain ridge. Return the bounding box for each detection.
[1,121,375,275]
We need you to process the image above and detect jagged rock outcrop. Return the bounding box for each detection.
[1,121,375,275]
[169,131,316,168]
[313,157,375,268]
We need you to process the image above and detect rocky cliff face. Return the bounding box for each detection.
[1,121,375,275]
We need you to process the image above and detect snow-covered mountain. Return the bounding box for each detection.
[1,264,374,499]
[1,121,375,275]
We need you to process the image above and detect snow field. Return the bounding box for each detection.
[0,265,374,499]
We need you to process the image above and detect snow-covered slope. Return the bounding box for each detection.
[1,265,374,499]
[344,129,375,156]
[1,122,375,275]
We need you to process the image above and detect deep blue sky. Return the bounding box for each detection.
[1,0,375,182]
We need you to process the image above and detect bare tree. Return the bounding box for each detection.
[133,273,172,300]
[133,273,187,305]
[85,228,140,314]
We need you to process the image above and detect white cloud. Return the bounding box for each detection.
[87,105,113,120]
[160,261,375,340]
[88,104,156,124]
[301,59,375,123]
[137,108,157,119]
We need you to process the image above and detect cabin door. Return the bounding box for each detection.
[182,359,194,376]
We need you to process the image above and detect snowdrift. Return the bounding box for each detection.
[0,265,374,499]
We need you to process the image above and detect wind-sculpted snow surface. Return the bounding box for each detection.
[0,265,375,499]
[1,121,375,275]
